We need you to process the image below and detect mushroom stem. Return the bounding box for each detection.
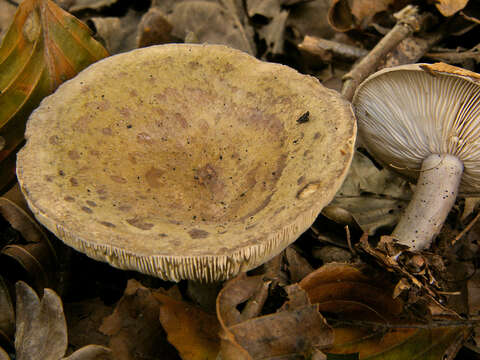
[392,153,463,250]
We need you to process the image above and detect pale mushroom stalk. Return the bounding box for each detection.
[392,154,463,249]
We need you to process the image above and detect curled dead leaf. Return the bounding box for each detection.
[168,1,254,54]
[99,279,180,360]
[217,274,333,359]
[328,0,397,32]
[136,7,173,48]
[13,281,111,360]
[0,184,57,292]
[299,263,470,359]
[0,276,14,349]
[89,10,142,54]
[435,0,469,17]
[155,292,220,360]
[325,151,412,234]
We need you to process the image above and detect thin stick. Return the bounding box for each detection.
[345,225,356,255]
[342,5,423,101]
[426,43,480,64]
[298,36,368,61]
[451,211,480,245]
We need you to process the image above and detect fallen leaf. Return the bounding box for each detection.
[286,0,335,41]
[324,151,412,234]
[0,184,57,292]
[299,263,470,359]
[63,345,112,360]
[0,1,17,43]
[0,0,108,192]
[435,0,469,17]
[461,197,480,220]
[246,0,280,19]
[186,280,223,312]
[99,279,179,360]
[88,10,142,54]
[64,298,112,353]
[155,291,220,360]
[467,269,480,348]
[285,246,314,283]
[136,7,173,48]
[217,274,333,359]
[168,1,255,54]
[14,281,112,360]
[0,276,14,348]
[246,0,288,56]
[327,0,397,32]
[0,348,9,360]
[258,9,289,56]
[300,263,403,321]
[220,0,256,53]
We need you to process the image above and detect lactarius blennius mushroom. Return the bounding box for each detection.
[353,62,480,250]
[17,44,356,281]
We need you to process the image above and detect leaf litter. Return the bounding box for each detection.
[1,0,480,359]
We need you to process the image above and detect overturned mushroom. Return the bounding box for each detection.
[353,63,480,250]
[17,44,356,281]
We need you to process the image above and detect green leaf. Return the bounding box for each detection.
[0,0,108,191]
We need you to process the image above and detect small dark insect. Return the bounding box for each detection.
[296,111,310,124]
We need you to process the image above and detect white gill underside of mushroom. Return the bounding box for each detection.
[354,67,480,249]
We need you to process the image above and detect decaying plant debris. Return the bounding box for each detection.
[2,0,480,359]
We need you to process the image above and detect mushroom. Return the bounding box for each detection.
[353,62,480,250]
[17,44,356,281]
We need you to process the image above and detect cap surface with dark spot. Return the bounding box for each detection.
[17,44,356,281]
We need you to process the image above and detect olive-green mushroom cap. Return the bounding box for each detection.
[17,44,356,281]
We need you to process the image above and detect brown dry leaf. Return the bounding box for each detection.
[0,184,57,292]
[467,269,480,348]
[217,274,333,359]
[168,1,255,54]
[0,1,17,43]
[0,0,108,192]
[65,298,112,353]
[420,61,480,81]
[259,9,289,56]
[155,291,220,360]
[220,0,256,52]
[324,151,412,234]
[299,263,470,359]
[285,246,314,283]
[0,276,14,348]
[300,263,403,321]
[88,10,142,54]
[286,0,334,41]
[63,345,113,360]
[435,0,469,17]
[136,7,174,48]
[0,348,8,360]
[99,279,179,360]
[246,0,288,56]
[328,0,397,31]
[14,281,111,360]
[246,0,281,19]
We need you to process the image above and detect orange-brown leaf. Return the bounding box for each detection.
[435,0,469,17]
[155,292,221,360]
[299,263,470,359]
[0,0,108,191]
